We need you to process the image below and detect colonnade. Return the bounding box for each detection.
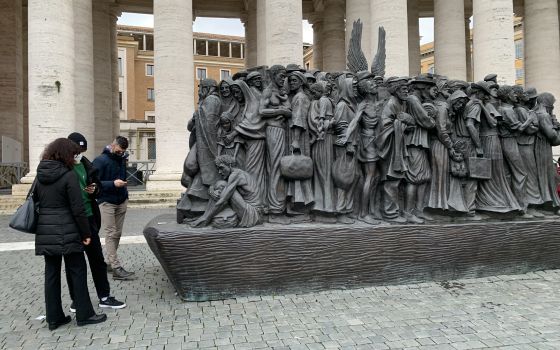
[2,0,560,191]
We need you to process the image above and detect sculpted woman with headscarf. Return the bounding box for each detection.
[285,70,314,217]
[533,92,560,209]
[332,76,360,224]
[308,82,336,219]
[223,80,267,206]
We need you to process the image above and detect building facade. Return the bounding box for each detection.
[2,0,560,192]
[116,25,246,162]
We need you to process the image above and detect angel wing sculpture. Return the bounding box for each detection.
[370,26,386,78]
[346,19,368,73]
[346,21,386,78]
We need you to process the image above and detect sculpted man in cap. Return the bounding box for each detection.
[246,71,263,99]
[403,75,436,223]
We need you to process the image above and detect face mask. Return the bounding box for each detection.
[74,153,83,164]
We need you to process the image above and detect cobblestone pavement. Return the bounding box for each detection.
[1,210,560,349]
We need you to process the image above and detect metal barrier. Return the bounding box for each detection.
[0,162,28,188]
[126,161,156,187]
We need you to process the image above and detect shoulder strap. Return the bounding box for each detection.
[26,179,38,199]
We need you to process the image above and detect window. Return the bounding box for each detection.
[516,68,524,80]
[195,40,207,55]
[515,40,523,59]
[220,69,231,80]
[148,138,156,160]
[119,92,123,110]
[146,64,154,76]
[231,43,242,58]
[145,34,154,51]
[219,42,230,57]
[196,67,207,80]
[147,88,155,101]
[118,57,123,76]
[146,115,155,122]
[207,41,218,56]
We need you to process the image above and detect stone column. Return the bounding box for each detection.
[465,16,473,82]
[371,0,409,77]
[148,0,194,191]
[73,0,95,160]
[322,0,346,71]
[25,0,75,180]
[110,7,121,139]
[407,0,421,76]
[0,0,24,162]
[93,1,113,153]
[256,0,303,66]
[22,3,29,164]
[434,0,466,80]
[524,0,560,106]
[346,0,372,64]
[311,17,323,70]
[472,0,515,84]
[256,0,267,65]
[244,0,258,68]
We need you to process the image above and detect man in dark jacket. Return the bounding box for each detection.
[67,133,127,309]
[92,136,135,280]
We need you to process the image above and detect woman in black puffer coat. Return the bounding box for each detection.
[33,138,106,330]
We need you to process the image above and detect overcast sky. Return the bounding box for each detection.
[118,13,436,45]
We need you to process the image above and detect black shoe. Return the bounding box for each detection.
[77,313,107,326]
[69,302,76,313]
[99,296,126,309]
[112,267,136,280]
[48,315,71,330]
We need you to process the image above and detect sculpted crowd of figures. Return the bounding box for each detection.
[177,65,560,228]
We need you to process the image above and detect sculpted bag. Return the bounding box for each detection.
[332,151,357,191]
[9,180,38,234]
[280,151,313,180]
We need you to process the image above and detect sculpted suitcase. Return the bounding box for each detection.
[468,156,492,180]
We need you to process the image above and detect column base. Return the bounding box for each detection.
[146,172,184,191]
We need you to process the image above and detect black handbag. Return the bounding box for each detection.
[9,180,38,233]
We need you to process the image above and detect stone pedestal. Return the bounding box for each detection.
[145,215,560,301]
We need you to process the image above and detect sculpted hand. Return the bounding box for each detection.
[209,189,221,201]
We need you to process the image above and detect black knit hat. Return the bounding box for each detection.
[67,132,87,150]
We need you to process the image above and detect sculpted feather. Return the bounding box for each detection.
[371,26,386,77]
[346,19,369,73]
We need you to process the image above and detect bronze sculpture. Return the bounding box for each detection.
[176,23,560,228]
